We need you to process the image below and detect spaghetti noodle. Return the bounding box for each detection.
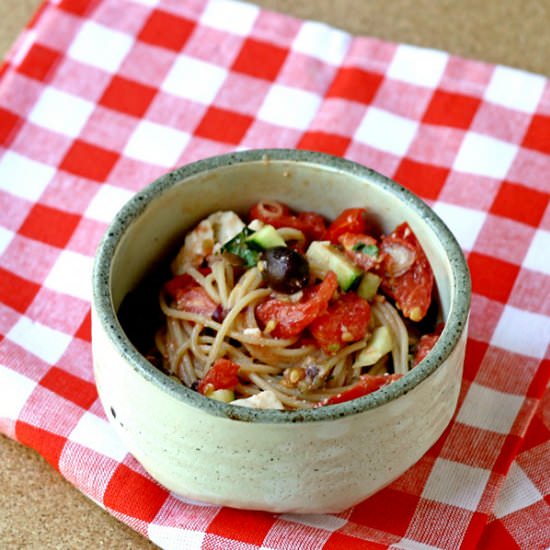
[151,202,441,410]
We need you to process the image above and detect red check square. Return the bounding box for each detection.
[522,113,550,155]
[479,519,523,549]
[99,75,157,117]
[394,158,449,200]
[349,488,420,536]
[463,338,489,381]
[138,9,195,52]
[40,367,97,409]
[490,181,549,227]
[526,358,550,400]
[0,267,40,314]
[75,310,91,342]
[206,508,275,545]
[17,43,61,82]
[103,464,168,522]
[324,532,387,550]
[468,252,519,303]
[298,131,350,156]
[19,204,81,248]
[493,434,523,475]
[0,107,20,146]
[520,402,550,450]
[231,38,288,81]
[422,89,480,129]
[195,107,253,144]
[326,66,383,105]
[57,0,97,16]
[60,139,119,181]
[15,421,67,470]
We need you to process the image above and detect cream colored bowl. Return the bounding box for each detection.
[92,149,471,513]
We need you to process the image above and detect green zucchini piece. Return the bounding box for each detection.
[246,224,285,249]
[357,272,382,301]
[354,326,393,367]
[306,241,362,291]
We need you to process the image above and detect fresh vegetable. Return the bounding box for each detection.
[198,358,240,395]
[354,325,393,367]
[249,201,327,242]
[380,236,416,277]
[324,208,368,244]
[339,232,382,272]
[414,323,444,365]
[356,272,382,301]
[255,271,338,338]
[175,286,218,317]
[261,246,310,293]
[320,373,402,406]
[306,241,363,291]
[309,292,371,354]
[379,223,434,322]
[246,224,286,249]
[221,226,259,267]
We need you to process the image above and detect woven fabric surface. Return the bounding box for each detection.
[0,0,549,548]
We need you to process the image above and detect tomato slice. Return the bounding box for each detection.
[320,373,402,405]
[338,232,382,272]
[324,208,368,244]
[379,223,434,322]
[198,358,240,394]
[175,286,218,316]
[295,211,327,241]
[249,201,327,242]
[413,323,444,365]
[309,292,371,354]
[164,267,212,299]
[255,271,338,338]
[164,273,196,299]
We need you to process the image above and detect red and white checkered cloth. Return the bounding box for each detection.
[0,0,548,548]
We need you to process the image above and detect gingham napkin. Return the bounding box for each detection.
[0,0,549,548]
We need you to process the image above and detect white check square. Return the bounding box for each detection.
[28,87,95,138]
[7,316,71,365]
[387,44,448,88]
[69,411,127,461]
[162,55,227,105]
[258,84,321,130]
[200,0,259,36]
[355,107,418,156]
[456,382,524,434]
[85,184,134,224]
[523,229,550,275]
[484,66,546,113]
[491,305,550,358]
[68,21,133,73]
[292,21,351,65]
[130,0,159,5]
[0,365,36,422]
[453,132,517,179]
[0,151,55,201]
[148,525,205,550]
[0,226,14,256]
[123,120,190,167]
[432,202,486,251]
[493,462,543,518]
[44,249,94,302]
[422,458,490,511]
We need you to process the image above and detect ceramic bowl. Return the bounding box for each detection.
[92,149,470,513]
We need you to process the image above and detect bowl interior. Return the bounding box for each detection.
[94,149,470,422]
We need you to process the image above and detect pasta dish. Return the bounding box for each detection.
[142,201,441,410]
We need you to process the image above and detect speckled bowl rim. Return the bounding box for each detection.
[93,149,471,424]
